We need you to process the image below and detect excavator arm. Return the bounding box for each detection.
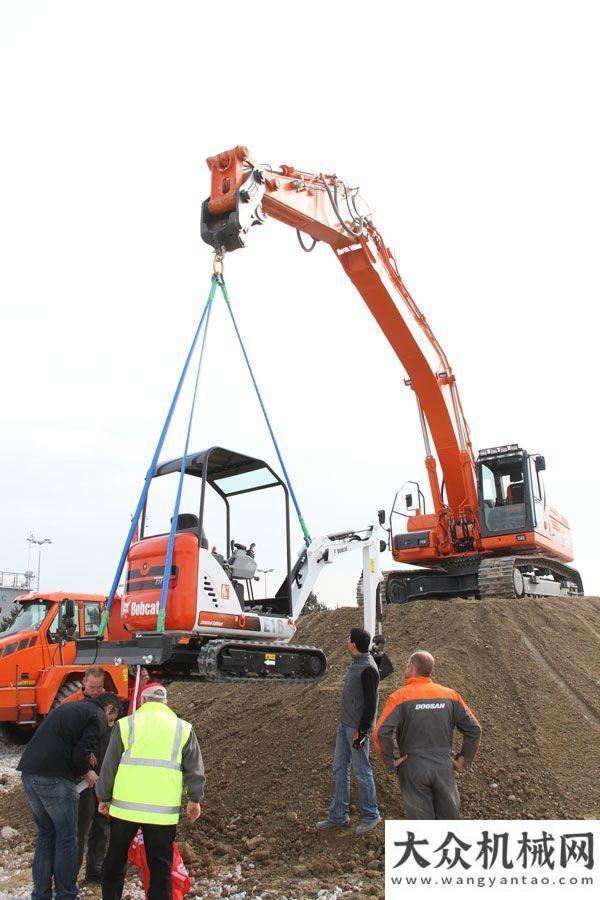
[201,145,480,555]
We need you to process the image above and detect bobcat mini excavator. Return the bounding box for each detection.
[200,145,583,604]
[77,450,388,681]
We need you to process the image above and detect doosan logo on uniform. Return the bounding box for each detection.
[415,702,446,710]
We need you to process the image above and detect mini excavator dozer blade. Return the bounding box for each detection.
[76,635,178,668]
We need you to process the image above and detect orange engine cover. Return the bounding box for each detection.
[407,513,438,533]
[121,534,199,633]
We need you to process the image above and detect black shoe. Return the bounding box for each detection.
[316,818,350,832]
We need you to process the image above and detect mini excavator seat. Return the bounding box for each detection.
[174,513,209,549]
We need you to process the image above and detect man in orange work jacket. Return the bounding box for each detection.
[374,650,481,819]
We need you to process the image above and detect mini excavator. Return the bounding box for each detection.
[78,446,389,682]
[201,145,582,603]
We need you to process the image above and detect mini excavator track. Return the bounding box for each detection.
[197,639,327,683]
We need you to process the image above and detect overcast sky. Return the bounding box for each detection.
[1,1,598,606]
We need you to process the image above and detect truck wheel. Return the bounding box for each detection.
[51,679,83,709]
[0,722,32,744]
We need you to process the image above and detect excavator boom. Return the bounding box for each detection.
[202,146,479,554]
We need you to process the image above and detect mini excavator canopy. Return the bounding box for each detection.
[139,446,293,614]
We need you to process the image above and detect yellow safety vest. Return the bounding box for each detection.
[110,702,192,825]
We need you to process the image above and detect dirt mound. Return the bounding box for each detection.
[171,595,600,895]
[1,595,599,898]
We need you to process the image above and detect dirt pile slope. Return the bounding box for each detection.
[172,595,600,894]
[1,596,599,898]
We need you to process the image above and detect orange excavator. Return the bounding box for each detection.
[201,145,582,603]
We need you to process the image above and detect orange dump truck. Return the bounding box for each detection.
[0,591,129,729]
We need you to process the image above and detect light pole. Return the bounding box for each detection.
[27,534,52,592]
[257,567,274,599]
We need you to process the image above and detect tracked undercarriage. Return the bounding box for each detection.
[476,555,583,599]
[77,632,328,684]
[357,553,583,605]
[197,639,327,683]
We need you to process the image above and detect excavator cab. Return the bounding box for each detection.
[476,444,545,537]
[383,443,579,603]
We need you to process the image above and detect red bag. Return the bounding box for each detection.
[128,829,191,899]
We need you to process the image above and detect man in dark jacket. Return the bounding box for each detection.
[18,693,117,900]
[374,650,482,819]
[316,627,381,836]
[77,694,121,884]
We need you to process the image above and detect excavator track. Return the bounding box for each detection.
[378,569,442,604]
[197,639,327,684]
[356,571,396,607]
[357,569,444,605]
[477,556,521,599]
[357,571,395,607]
[357,555,583,605]
[477,555,583,600]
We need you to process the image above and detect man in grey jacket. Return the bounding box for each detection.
[316,627,381,836]
[96,682,205,899]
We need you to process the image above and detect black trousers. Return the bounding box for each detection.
[77,787,110,879]
[398,756,462,819]
[102,818,176,900]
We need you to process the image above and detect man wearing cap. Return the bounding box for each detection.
[96,682,205,899]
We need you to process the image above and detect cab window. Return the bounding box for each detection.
[480,457,527,533]
[83,603,102,636]
[529,457,542,502]
[529,456,544,525]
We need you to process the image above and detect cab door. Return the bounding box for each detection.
[45,600,80,665]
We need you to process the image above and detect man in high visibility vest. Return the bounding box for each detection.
[96,682,205,899]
